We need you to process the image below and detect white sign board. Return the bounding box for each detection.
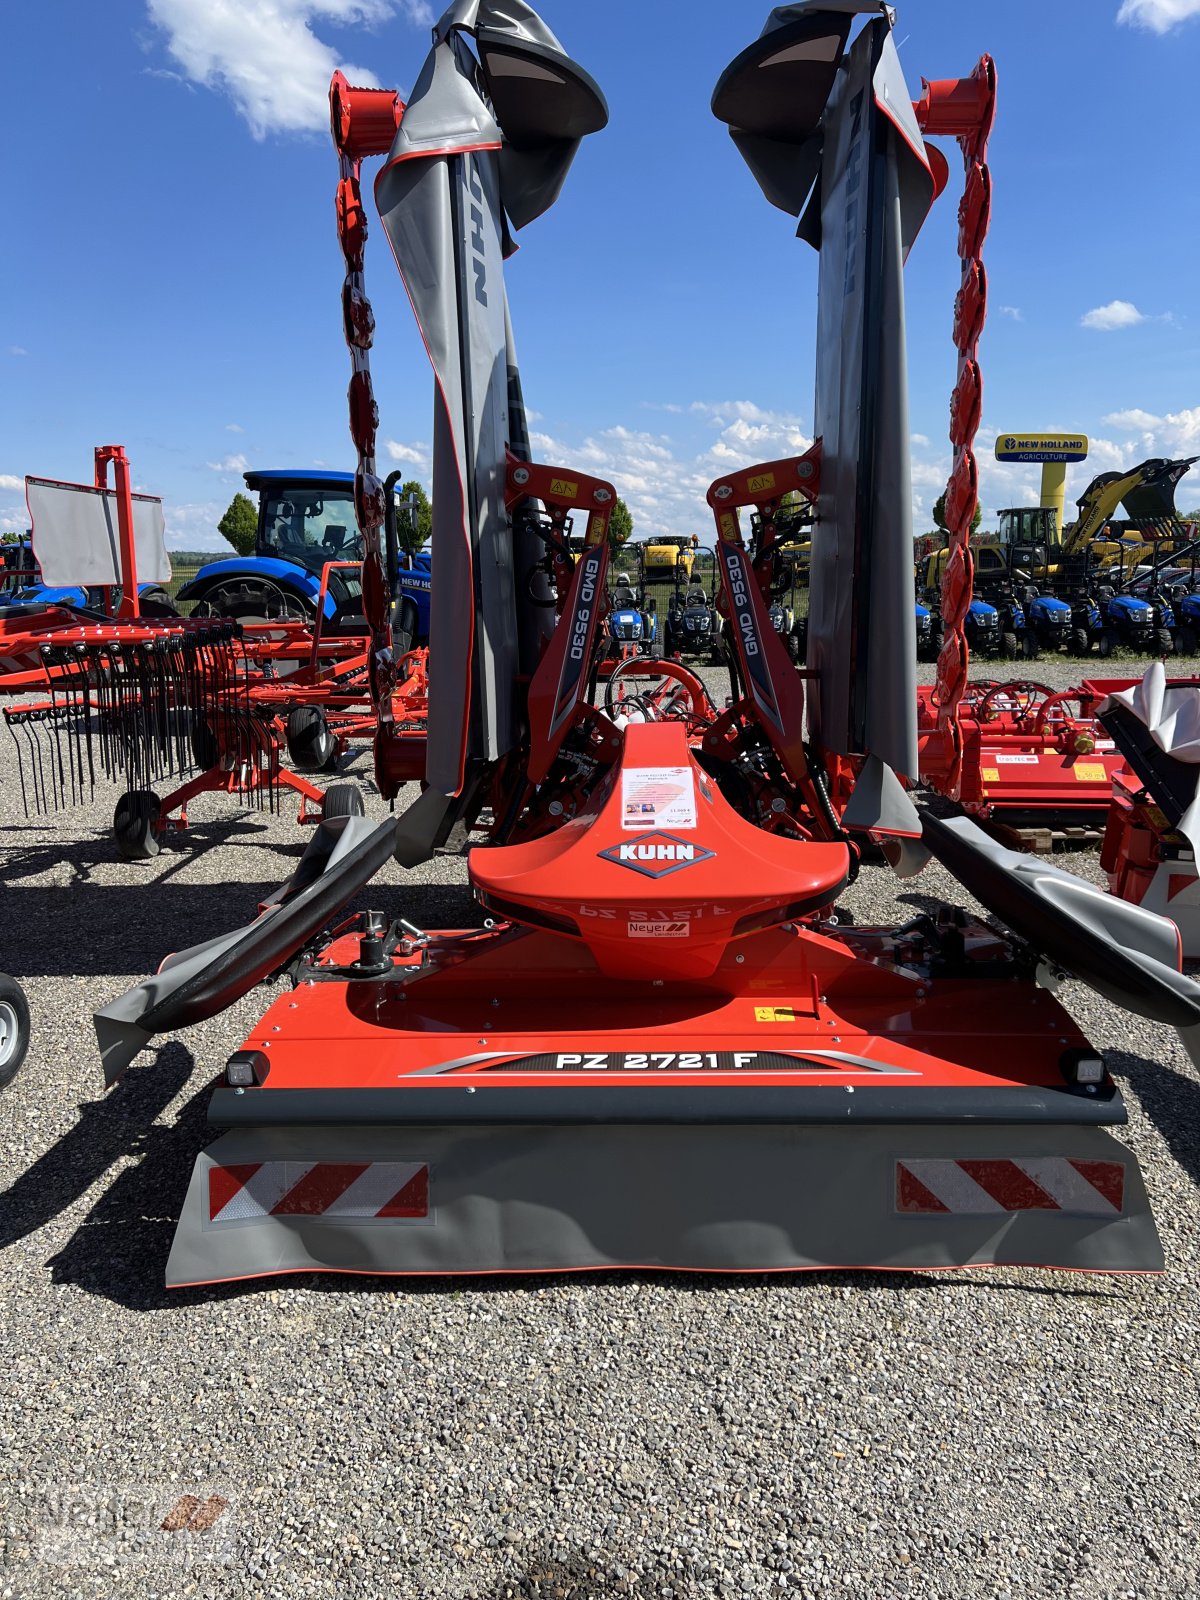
[26,476,171,587]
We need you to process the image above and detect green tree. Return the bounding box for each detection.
[932,491,982,535]
[1,531,24,545]
[396,480,432,556]
[218,492,258,557]
[608,497,633,548]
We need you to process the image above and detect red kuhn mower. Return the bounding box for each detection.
[98,2,1200,1286]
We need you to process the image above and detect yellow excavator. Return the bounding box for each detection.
[996,454,1198,567]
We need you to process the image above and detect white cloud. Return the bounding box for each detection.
[384,439,430,467]
[161,500,233,552]
[1081,299,1146,331]
[525,407,814,544]
[1117,0,1200,32]
[910,433,930,449]
[0,474,24,491]
[996,305,1023,322]
[7,346,27,357]
[207,452,249,473]
[1101,406,1200,457]
[144,0,431,139]
[224,422,244,433]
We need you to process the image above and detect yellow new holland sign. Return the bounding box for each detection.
[994,433,1089,463]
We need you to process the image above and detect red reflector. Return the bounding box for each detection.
[896,1158,1124,1217]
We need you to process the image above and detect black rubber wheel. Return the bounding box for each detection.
[648,634,664,660]
[390,594,420,656]
[1021,630,1040,661]
[1098,629,1116,659]
[114,790,162,860]
[1155,627,1175,657]
[0,973,30,1090]
[138,588,179,619]
[322,783,365,820]
[286,705,338,773]
[1181,626,1198,656]
[190,716,219,770]
[1001,631,1019,661]
[1069,627,1091,657]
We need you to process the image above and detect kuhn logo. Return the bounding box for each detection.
[597,832,715,879]
[467,161,487,307]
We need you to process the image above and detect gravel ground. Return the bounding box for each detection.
[2,654,1199,1599]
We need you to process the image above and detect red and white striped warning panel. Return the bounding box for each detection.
[895,1158,1124,1217]
[207,1162,430,1225]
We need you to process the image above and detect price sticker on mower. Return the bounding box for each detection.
[1074,763,1107,783]
[622,767,697,830]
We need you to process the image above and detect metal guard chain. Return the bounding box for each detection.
[932,57,997,799]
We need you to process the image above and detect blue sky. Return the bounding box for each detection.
[2,0,1199,550]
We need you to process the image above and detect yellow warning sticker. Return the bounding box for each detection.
[719,511,737,538]
[550,477,579,499]
[747,472,777,495]
[981,768,1000,783]
[755,1006,797,1023]
[1074,763,1107,782]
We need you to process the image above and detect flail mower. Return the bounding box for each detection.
[97,1,1200,1286]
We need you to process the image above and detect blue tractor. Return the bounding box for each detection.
[915,598,939,662]
[607,559,659,657]
[175,470,431,645]
[0,537,176,616]
[1087,586,1174,658]
[918,594,1016,660]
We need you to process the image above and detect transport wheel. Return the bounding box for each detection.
[1001,631,1019,660]
[0,974,30,1090]
[114,790,162,861]
[1155,628,1175,657]
[286,705,338,773]
[322,783,365,820]
[390,595,420,657]
[1021,631,1040,661]
[190,715,219,770]
[1069,627,1091,657]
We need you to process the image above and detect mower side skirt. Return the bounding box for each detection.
[166,1122,1162,1286]
[207,1083,1124,1128]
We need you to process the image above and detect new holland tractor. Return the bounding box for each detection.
[177,469,432,644]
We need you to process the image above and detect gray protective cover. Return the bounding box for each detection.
[1101,663,1200,853]
[375,0,604,795]
[165,1120,1161,1286]
[722,2,889,218]
[805,19,929,780]
[26,478,171,586]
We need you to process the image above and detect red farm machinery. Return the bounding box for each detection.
[94,1,1200,1287]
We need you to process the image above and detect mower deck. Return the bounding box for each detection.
[169,917,1158,1286]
